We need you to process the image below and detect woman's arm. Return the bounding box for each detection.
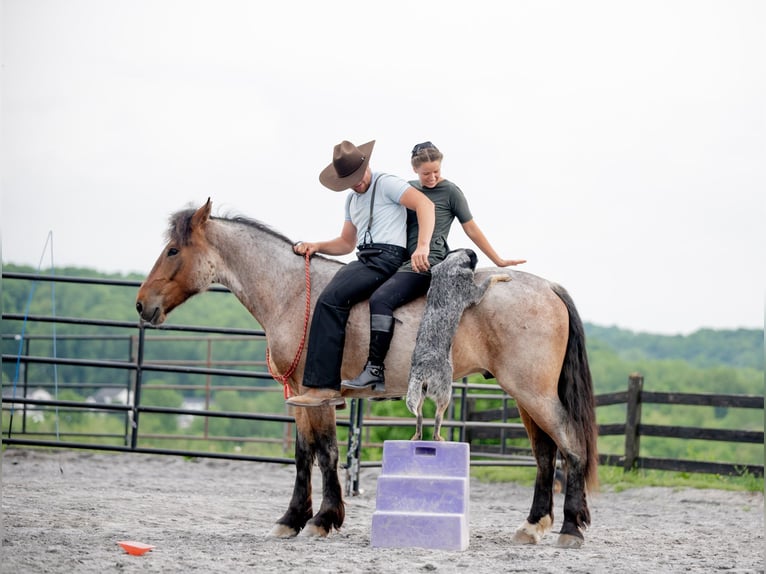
[461,219,526,267]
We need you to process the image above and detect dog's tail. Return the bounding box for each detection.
[405,376,423,416]
[551,283,599,492]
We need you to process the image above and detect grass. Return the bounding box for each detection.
[471,464,765,493]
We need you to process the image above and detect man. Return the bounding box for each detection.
[286,139,435,407]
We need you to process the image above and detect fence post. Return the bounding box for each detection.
[345,398,364,497]
[126,335,136,446]
[457,377,468,443]
[21,337,31,434]
[131,325,146,450]
[623,373,644,471]
[461,382,472,445]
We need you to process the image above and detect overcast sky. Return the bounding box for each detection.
[2,1,764,335]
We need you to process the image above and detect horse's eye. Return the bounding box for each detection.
[167,247,179,257]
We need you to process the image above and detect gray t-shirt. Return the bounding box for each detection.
[345,172,410,247]
[404,179,473,267]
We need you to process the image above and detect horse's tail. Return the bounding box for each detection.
[551,284,599,492]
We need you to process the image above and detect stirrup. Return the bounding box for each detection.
[341,362,385,392]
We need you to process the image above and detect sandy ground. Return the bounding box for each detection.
[1,449,763,574]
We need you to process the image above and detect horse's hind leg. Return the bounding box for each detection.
[519,402,592,548]
[556,440,591,548]
[512,407,557,545]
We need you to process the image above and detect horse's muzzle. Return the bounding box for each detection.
[136,301,162,325]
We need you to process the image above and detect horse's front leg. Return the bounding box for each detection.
[270,408,315,537]
[301,406,345,537]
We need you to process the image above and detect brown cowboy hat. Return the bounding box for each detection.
[319,140,375,191]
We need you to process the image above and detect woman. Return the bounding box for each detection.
[342,141,526,391]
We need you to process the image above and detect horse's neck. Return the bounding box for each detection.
[206,219,334,332]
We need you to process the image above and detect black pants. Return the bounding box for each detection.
[302,245,407,390]
[368,269,432,318]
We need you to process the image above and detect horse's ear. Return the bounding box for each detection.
[191,198,212,227]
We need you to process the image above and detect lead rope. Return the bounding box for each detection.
[267,251,311,398]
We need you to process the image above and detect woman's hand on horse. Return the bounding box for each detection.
[497,258,527,267]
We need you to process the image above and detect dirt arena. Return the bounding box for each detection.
[1,449,763,573]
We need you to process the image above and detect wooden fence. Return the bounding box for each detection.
[465,373,764,477]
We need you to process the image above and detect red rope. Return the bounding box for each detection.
[267,252,312,398]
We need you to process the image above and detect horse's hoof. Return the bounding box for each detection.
[268,523,299,538]
[512,528,540,545]
[511,516,552,545]
[300,523,329,538]
[556,533,584,548]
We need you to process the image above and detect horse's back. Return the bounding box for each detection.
[341,267,569,399]
[452,268,569,382]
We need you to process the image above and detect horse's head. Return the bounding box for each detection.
[136,199,218,325]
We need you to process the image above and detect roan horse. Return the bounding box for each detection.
[135,199,598,548]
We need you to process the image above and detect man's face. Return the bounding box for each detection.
[351,168,372,193]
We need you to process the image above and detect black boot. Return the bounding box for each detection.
[341,361,386,391]
[341,314,394,392]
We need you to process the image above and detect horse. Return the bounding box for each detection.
[135,199,599,548]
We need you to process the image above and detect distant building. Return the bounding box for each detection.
[179,397,206,429]
[2,387,53,423]
[86,387,133,406]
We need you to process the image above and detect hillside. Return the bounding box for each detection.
[584,324,762,371]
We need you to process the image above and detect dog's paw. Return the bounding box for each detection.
[491,274,512,283]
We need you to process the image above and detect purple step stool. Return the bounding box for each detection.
[371,440,470,551]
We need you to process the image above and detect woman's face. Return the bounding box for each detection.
[414,160,442,189]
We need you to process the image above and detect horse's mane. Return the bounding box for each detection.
[166,208,339,264]
[225,214,296,245]
[166,208,293,246]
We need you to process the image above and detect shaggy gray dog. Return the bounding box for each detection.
[406,248,511,441]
